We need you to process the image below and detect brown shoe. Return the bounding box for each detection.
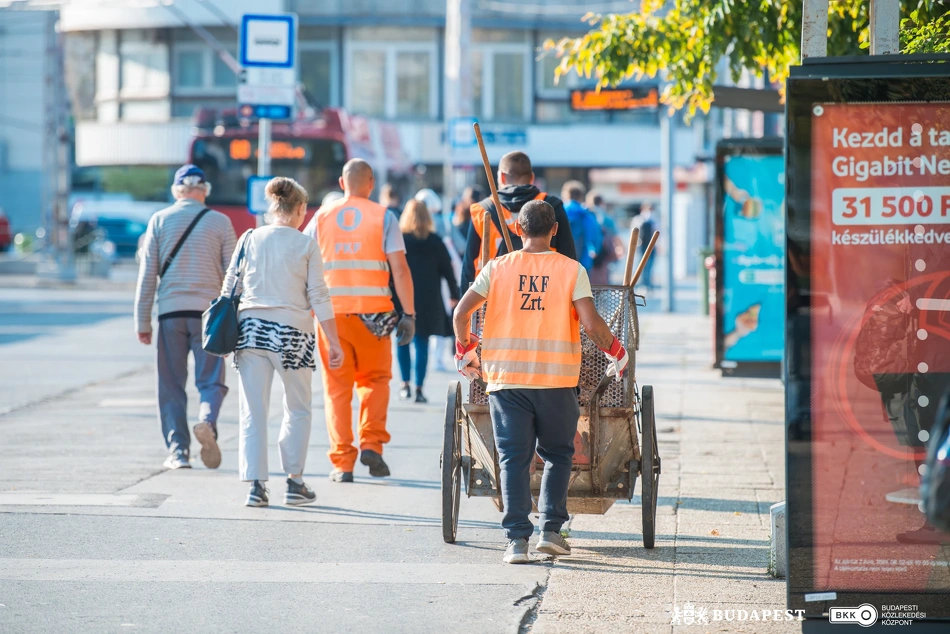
[193,423,221,469]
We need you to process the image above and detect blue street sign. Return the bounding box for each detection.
[247,176,270,216]
[237,104,293,120]
[448,117,478,148]
[240,14,296,69]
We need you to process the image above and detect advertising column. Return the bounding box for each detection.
[786,60,950,622]
[715,139,785,377]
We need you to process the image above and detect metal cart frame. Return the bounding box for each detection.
[440,285,661,548]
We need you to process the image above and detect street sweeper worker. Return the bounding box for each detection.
[451,199,628,564]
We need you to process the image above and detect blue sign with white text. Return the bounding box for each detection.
[721,155,785,363]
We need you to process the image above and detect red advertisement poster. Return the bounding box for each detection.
[811,102,950,592]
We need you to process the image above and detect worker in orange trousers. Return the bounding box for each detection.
[304,159,415,481]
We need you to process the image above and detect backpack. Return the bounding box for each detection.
[567,207,601,264]
[922,390,950,531]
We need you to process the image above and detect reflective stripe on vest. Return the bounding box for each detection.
[323,260,391,272]
[480,337,581,355]
[329,286,393,297]
[481,251,582,388]
[471,191,547,277]
[315,196,394,314]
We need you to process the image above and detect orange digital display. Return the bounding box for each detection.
[230,139,252,160]
[229,139,308,161]
[570,88,659,112]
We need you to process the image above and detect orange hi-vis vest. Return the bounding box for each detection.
[315,195,394,315]
[470,191,546,277]
[481,251,582,388]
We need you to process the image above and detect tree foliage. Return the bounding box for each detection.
[547,1,950,120]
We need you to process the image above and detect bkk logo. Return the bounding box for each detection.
[829,604,879,627]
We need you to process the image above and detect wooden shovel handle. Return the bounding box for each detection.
[622,227,640,287]
[473,122,514,255]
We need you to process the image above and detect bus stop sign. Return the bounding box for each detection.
[238,13,298,120]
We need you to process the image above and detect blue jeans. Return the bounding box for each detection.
[397,334,429,387]
[489,387,579,540]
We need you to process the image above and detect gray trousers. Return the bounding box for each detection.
[236,349,313,482]
[156,317,228,455]
[489,387,580,540]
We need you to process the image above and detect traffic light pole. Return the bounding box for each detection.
[257,117,272,227]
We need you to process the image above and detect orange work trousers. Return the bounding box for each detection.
[317,314,392,471]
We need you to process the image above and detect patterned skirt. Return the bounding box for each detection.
[235,317,316,371]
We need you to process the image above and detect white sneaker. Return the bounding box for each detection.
[163,452,191,470]
[536,531,571,556]
[503,538,530,564]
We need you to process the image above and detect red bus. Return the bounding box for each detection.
[188,107,412,235]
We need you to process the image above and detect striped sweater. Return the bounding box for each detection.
[134,199,237,333]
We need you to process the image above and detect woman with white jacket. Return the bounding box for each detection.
[222,177,344,507]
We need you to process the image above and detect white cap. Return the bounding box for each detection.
[414,188,442,214]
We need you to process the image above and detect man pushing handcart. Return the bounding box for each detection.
[448,123,661,563]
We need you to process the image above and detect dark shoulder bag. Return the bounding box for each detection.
[202,230,252,357]
[160,208,210,278]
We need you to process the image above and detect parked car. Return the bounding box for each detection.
[0,208,12,252]
[69,200,167,258]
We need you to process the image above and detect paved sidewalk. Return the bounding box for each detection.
[0,309,790,633]
[533,313,790,633]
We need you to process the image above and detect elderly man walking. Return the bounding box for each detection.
[134,164,236,470]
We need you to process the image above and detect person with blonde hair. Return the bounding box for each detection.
[397,199,459,403]
[223,176,344,507]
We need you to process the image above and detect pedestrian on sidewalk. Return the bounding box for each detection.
[634,205,659,290]
[562,181,603,274]
[227,177,344,507]
[460,151,577,290]
[397,198,460,404]
[134,164,236,470]
[453,200,628,564]
[303,159,416,483]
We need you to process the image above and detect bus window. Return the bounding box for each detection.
[191,138,347,207]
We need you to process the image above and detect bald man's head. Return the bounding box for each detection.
[339,159,375,198]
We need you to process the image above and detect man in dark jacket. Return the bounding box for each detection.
[460,151,577,290]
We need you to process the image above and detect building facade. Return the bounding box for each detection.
[55,0,723,275]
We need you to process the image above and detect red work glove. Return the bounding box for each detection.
[600,336,629,382]
[455,334,481,381]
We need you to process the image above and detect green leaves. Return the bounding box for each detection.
[545,0,950,122]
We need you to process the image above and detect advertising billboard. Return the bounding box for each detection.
[786,57,950,621]
[715,139,785,377]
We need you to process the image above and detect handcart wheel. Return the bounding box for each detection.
[441,381,463,544]
[640,385,659,549]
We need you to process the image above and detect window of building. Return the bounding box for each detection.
[299,48,333,107]
[120,46,168,96]
[351,49,387,117]
[345,29,438,120]
[172,45,237,95]
[471,44,530,121]
[177,50,204,88]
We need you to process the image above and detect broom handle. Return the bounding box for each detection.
[473,122,514,255]
[622,227,640,287]
[631,231,659,287]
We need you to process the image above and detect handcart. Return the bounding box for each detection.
[440,121,661,548]
[440,283,661,548]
